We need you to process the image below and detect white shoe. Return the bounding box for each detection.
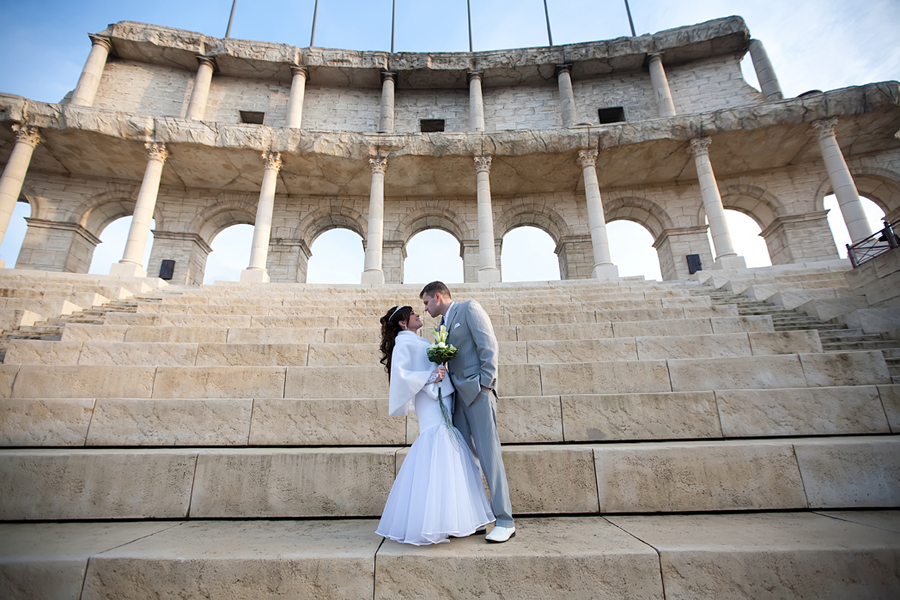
[485,525,516,543]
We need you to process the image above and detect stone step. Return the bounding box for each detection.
[824,340,900,352]
[2,512,898,600]
[2,436,898,520]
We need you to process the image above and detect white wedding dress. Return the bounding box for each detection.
[376,331,495,545]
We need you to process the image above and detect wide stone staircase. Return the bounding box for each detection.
[1,268,898,599]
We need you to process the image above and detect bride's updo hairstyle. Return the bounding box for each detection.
[379,305,413,380]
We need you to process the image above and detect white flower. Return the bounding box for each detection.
[438,342,446,348]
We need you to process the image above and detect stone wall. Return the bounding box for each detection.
[668,55,762,114]
[298,86,381,132]
[94,59,192,118]
[204,76,291,126]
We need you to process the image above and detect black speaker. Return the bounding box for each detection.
[159,259,175,280]
[686,254,702,274]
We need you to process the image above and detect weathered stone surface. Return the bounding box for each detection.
[498,364,542,396]
[152,366,286,398]
[496,396,563,443]
[3,341,82,365]
[189,448,396,517]
[125,326,228,343]
[609,512,900,600]
[11,366,155,398]
[710,315,774,333]
[561,392,721,441]
[716,386,889,437]
[636,333,751,359]
[0,398,94,446]
[229,327,327,344]
[502,446,599,514]
[593,440,807,512]
[816,509,900,534]
[749,330,823,354]
[793,436,900,508]
[284,365,388,398]
[879,385,900,432]
[542,360,671,395]
[249,398,405,445]
[515,322,613,341]
[612,318,712,338]
[196,343,308,366]
[668,355,807,391]
[86,398,252,446]
[60,324,128,342]
[79,342,198,366]
[306,343,375,366]
[0,449,198,519]
[799,351,892,387]
[375,517,664,600]
[81,520,381,600]
[0,365,16,398]
[526,339,638,362]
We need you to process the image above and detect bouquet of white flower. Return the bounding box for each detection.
[427,325,457,431]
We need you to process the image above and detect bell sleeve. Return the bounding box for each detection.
[388,336,435,416]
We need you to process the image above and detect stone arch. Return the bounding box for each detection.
[392,207,470,246]
[75,183,158,237]
[494,198,572,244]
[190,193,258,245]
[602,196,673,239]
[296,203,366,246]
[695,184,784,230]
[813,166,900,217]
[17,183,45,220]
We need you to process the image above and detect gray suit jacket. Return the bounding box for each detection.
[443,300,499,406]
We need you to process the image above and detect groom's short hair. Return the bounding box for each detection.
[420,281,451,299]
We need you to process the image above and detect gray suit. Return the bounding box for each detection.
[444,300,514,527]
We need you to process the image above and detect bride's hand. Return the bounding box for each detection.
[434,366,445,382]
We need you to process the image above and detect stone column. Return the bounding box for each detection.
[748,39,783,101]
[285,66,308,128]
[468,72,486,132]
[362,156,388,284]
[812,118,872,243]
[555,64,576,128]
[70,35,112,107]
[577,150,619,280]
[0,124,40,268]
[689,138,746,269]
[647,53,676,117]
[110,142,168,278]
[378,72,396,133]
[241,152,282,283]
[474,156,501,282]
[185,56,216,121]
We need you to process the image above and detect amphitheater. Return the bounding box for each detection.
[1,13,899,600]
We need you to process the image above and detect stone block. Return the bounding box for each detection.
[748,330,822,354]
[189,448,396,517]
[324,327,380,344]
[799,351,891,387]
[793,436,900,508]
[668,355,806,391]
[249,398,405,445]
[608,512,900,600]
[160,314,252,328]
[104,314,160,326]
[798,296,868,321]
[508,312,594,326]
[125,326,228,343]
[152,367,286,399]
[498,364,542,396]
[285,365,388,398]
[79,342,198,366]
[86,398,253,446]
[879,385,900,432]
[636,333,751,360]
[196,343,308,366]
[542,360,671,395]
[526,339,638,363]
[229,327,326,344]
[683,304,738,317]
[0,449,198,519]
[253,315,339,328]
[716,386,889,437]
[561,392,721,441]
[60,324,128,343]
[307,343,376,366]
[496,396,563,443]
[612,318,712,338]
[11,365,155,399]
[593,440,807,512]
[81,520,381,600]
[0,365,16,398]
[710,315,774,333]
[3,340,82,365]
[0,398,93,446]
[503,446,599,514]
[515,322,613,341]
[374,517,664,600]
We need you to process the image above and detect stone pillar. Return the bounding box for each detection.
[362,156,388,284]
[556,235,593,280]
[748,39,783,101]
[555,64,576,128]
[185,56,216,121]
[382,240,406,284]
[759,211,838,265]
[110,143,168,278]
[577,150,619,280]
[652,226,714,280]
[647,53,676,117]
[378,72,396,133]
[70,35,112,107]
[266,238,311,283]
[468,72,486,132]
[241,152,282,283]
[812,118,872,244]
[16,218,101,273]
[689,138,746,270]
[285,66,308,128]
[474,156,501,282]
[461,239,480,282]
[0,124,40,268]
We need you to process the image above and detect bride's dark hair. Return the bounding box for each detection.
[379,305,413,380]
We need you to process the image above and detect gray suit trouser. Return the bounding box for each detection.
[453,388,515,527]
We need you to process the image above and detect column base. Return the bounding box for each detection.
[591,263,619,280]
[478,267,501,283]
[110,261,147,278]
[361,269,385,284]
[240,268,270,283]
[712,255,747,270]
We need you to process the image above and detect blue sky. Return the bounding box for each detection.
[1,0,897,283]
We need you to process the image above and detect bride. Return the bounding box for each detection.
[375,305,495,545]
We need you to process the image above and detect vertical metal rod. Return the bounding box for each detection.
[310,0,319,47]
[467,0,473,52]
[391,0,396,53]
[624,0,637,37]
[543,0,553,46]
[225,0,237,38]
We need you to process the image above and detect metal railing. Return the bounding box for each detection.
[847,218,900,267]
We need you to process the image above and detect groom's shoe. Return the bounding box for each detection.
[485,525,515,543]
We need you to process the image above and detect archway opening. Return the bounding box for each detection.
[404,229,463,284]
[705,209,772,268]
[88,216,155,274]
[607,220,662,281]
[203,224,253,284]
[501,226,560,282]
[824,194,885,258]
[306,228,364,284]
[0,200,32,267]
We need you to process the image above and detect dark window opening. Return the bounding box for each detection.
[420,119,445,132]
[598,107,626,124]
[240,110,265,124]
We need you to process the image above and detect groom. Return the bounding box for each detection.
[421,281,515,543]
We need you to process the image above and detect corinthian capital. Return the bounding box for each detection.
[811,118,839,141]
[145,142,168,162]
[11,124,40,148]
[688,137,712,157]
[262,151,282,171]
[577,149,598,168]
[369,156,388,174]
[474,155,492,173]
[88,34,112,52]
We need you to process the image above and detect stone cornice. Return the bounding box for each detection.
[652,225,709,249]
[151,230,214,254]
[24,218,102,246]
[758,210,831,238]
